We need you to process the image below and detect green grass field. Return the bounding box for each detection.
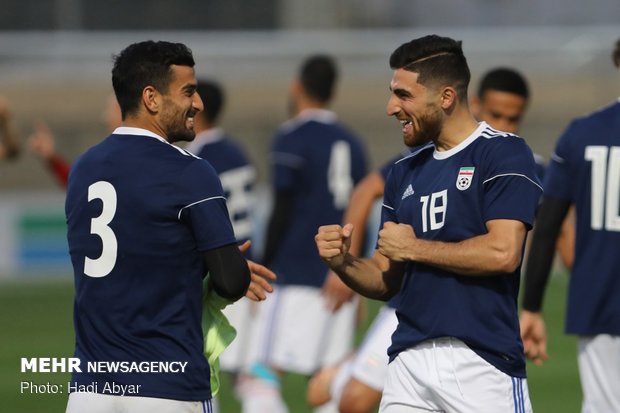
[0,272,580,412]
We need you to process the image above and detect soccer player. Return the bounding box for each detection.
[520,37,620,413]
[240,55,367,413]
[185,79,257,406]
[315,35,542,412]
[65,40,274,413]
[308,66,541,413]
[0,96,20,161]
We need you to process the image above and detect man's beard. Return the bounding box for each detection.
[405,107,441,147]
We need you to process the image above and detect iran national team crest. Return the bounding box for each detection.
[456,167,475,191]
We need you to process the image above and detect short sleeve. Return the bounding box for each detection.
[178,159,237,251]
[482,138,543,229]
[542,121,578,202]
[380,167,400,226]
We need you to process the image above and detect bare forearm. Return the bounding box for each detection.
[408,239,514,275]
[327,253,399,301]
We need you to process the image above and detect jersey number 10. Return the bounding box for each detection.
[585,145,620,232]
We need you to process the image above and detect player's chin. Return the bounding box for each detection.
[170,129,196,143]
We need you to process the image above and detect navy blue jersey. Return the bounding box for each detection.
[270,110,367,287]
[186,129,256,256]
[533,153,547,184]
[66,127,237,400]
[381,122,542,377]
[544,100,620,335]
[378,148,417,181]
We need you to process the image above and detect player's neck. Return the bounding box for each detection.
[122,115,168,141]
[434,109,480,152]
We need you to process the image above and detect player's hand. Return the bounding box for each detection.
[377,221,416,262]
[315,223,353,268]
[28,121,56,160]
[239,240,276,302]
[321,271,355,312]
[520,310,548,365]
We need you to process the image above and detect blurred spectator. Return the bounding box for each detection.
[28,95,121,187]
[0,97,20,161]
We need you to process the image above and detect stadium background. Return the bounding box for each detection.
[0,1,618,411]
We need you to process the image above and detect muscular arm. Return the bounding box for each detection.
[378,219,527,276]
[204,243,251,301]
[316,224,405,301]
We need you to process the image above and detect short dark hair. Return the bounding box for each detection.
[613,38,620,68]
[390,35,470,102]
[196,79,225,124]
[112,40,195,119]
[299,55,338,103]
[478,68,530,100]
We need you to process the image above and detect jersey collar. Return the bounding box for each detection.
[112,127,168,144]
[433,122,488,160]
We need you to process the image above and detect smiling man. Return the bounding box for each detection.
[65,41,274,413]
[315,35,542,412]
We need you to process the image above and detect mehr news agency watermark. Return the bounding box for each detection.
[19,357,188,396]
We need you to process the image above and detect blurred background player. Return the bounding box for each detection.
[0,96,20,161]
[473,67,574,268]
[308,66,551,413]
[185,78,257,411]
[28,95,122,187]
[520,37,620,413]
[240,54,367,413]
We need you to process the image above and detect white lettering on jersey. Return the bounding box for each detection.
[219,165,256,240]
[420,189,447,233]
[585,145,620,231]
[402,184,415,200]
[84,181,118,278]
[327,140,353,209]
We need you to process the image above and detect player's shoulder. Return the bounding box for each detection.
[475,124,531,155]
[390,143,434,173]
[566,99,620,135]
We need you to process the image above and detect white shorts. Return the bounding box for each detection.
[578,334,620,413]
[349,305,398,391]
[66,392,212,413]
[219,297,256,372]
[246,285,357,375]
[379,338,532,413]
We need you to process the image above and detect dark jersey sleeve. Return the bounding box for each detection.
[521,197,571,311]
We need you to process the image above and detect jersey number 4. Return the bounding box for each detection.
[327,141,354,209]
[84,181,118,278]
[585,146,620,232]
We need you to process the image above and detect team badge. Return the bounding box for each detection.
[456,167,475,191]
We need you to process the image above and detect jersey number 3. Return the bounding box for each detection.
[84,181,118,278]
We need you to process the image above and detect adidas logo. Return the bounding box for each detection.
[401,184,414,200]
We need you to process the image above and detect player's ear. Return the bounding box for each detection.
[439,86,457,109]
[142,85,160,114]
